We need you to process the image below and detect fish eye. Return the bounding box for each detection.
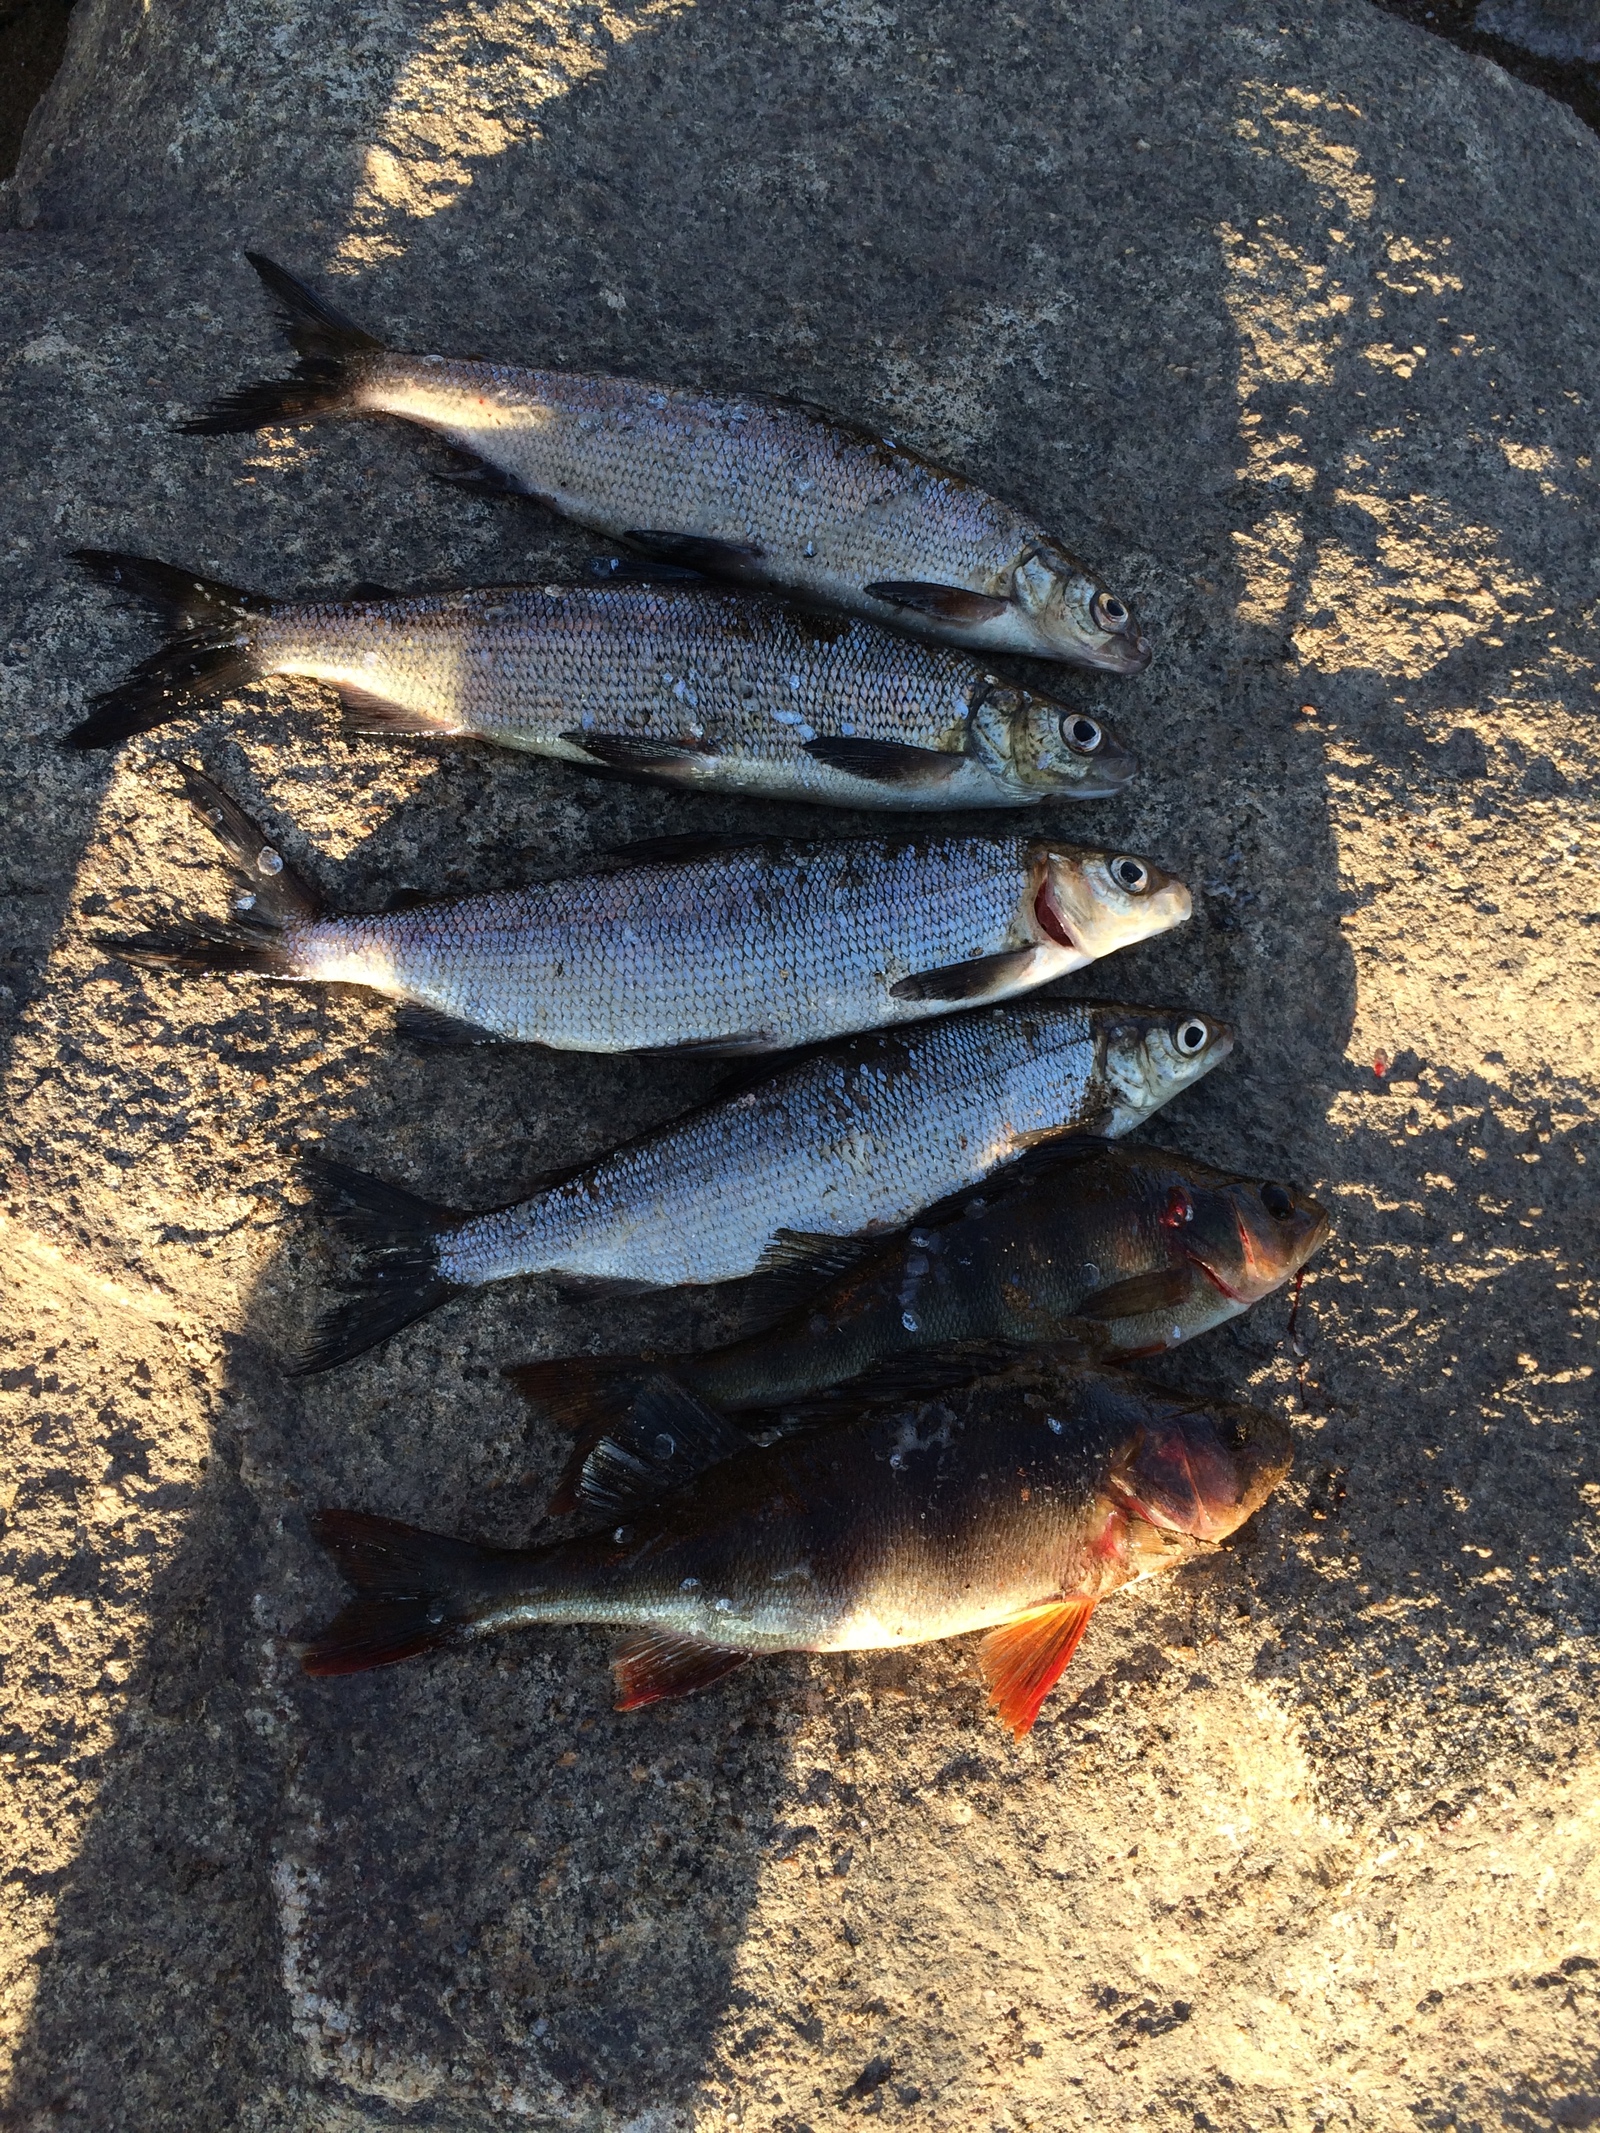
[1175,1017,1209,1055]
[1110,855,1150,893]
[1261,1183,1295,1220]
[1060,713,1103,754]
[1091,592,1130,632]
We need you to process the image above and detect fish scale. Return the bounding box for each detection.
[295,1000,1230,1371]
[439,1002,1132,1290]
[280,832,1183,1052]
[245,581,1125,806]
[181,255,1154,672]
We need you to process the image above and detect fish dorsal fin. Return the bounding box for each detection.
[741,1227,889,1332]
[1076,1266,1192,1322]
[906,1134,1112,1232]
[979,1598,1098,1738]
[612,1629,751,1709]
[576,1374,748,1514]
[580,830,764,873]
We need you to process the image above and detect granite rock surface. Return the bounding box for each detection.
[1,2,1597,2127]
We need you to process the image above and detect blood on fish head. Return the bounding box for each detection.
[1009,542,1153,673]
[1032,848,1191,965]
[972,682,1138,799]
[1096,1007,1234,1133]
[1184,1178,1330,1306]
[1108,1403,1293,1543]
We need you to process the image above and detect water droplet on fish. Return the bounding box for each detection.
[1046,1414,1064,1434]
[1169,1325,1182,1343]
[889,1450,904,1469]
[901,1311,919,1333]
[1081,1262,1100,1286]
[654,1433,676,1459]
[804,540,816,556]
[714,1595,734,1612]
[234,892,256,913]
[905,1254,929,1279]
[613,1526,634,1544]
[425,1602,446,1624]
[257,847,284,877]
[681,1576,700,1591]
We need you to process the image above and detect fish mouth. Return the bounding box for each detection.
[1096,631,1154,676]
[1070,746,1139,798]
[1033,877,1082,954]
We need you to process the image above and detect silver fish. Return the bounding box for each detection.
[118,769,1192,1054]
[296,998,1233,1370]
[183,255,1153,673]
[67,552,1135,807]
[300,1361,1293,1739]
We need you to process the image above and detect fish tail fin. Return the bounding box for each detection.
[301,1509,512,1674]
[101,764,323,978]
[504,1355,654,1515]
[291,1156,461,1374]
[181,252,386,436]
[67,550,267,748]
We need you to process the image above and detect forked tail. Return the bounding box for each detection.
[292,1157,463,1374]
[301,1509,519,1674]
[68,550,268,748]
[182,252,387,435]
[104,765,321,979]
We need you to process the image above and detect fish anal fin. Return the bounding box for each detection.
[979,1598,1098,1738]
[560,730,718,780]
[866,581,1010,625]
[612,1630,752,1711]
[589,554,707,584]
[741,1227,887,1330]
[395,1004,508,1047]
[631,1030,777,1059]
[1077,1266,1192,1322]
[337,682,457,735]
[889,945,1042,1006]
[803,735,963,789]
[624,531,764,575]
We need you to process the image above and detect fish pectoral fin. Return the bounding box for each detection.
[979,1598,1098,1738]
[560,729,719,778]
[1077,1266,1192,1322]
[394,1004,509,1047]
[802,735,963,788]
[579,1374,751,1517]
[612,1629,753,1710]
[624,531,765,575]
[865,581,1011,624]
[889,946,1042,1005]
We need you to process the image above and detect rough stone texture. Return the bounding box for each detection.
[1,3,1598,2127]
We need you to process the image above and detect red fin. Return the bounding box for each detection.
[978,1599,1097,1738]
[611,1630,751,1711]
